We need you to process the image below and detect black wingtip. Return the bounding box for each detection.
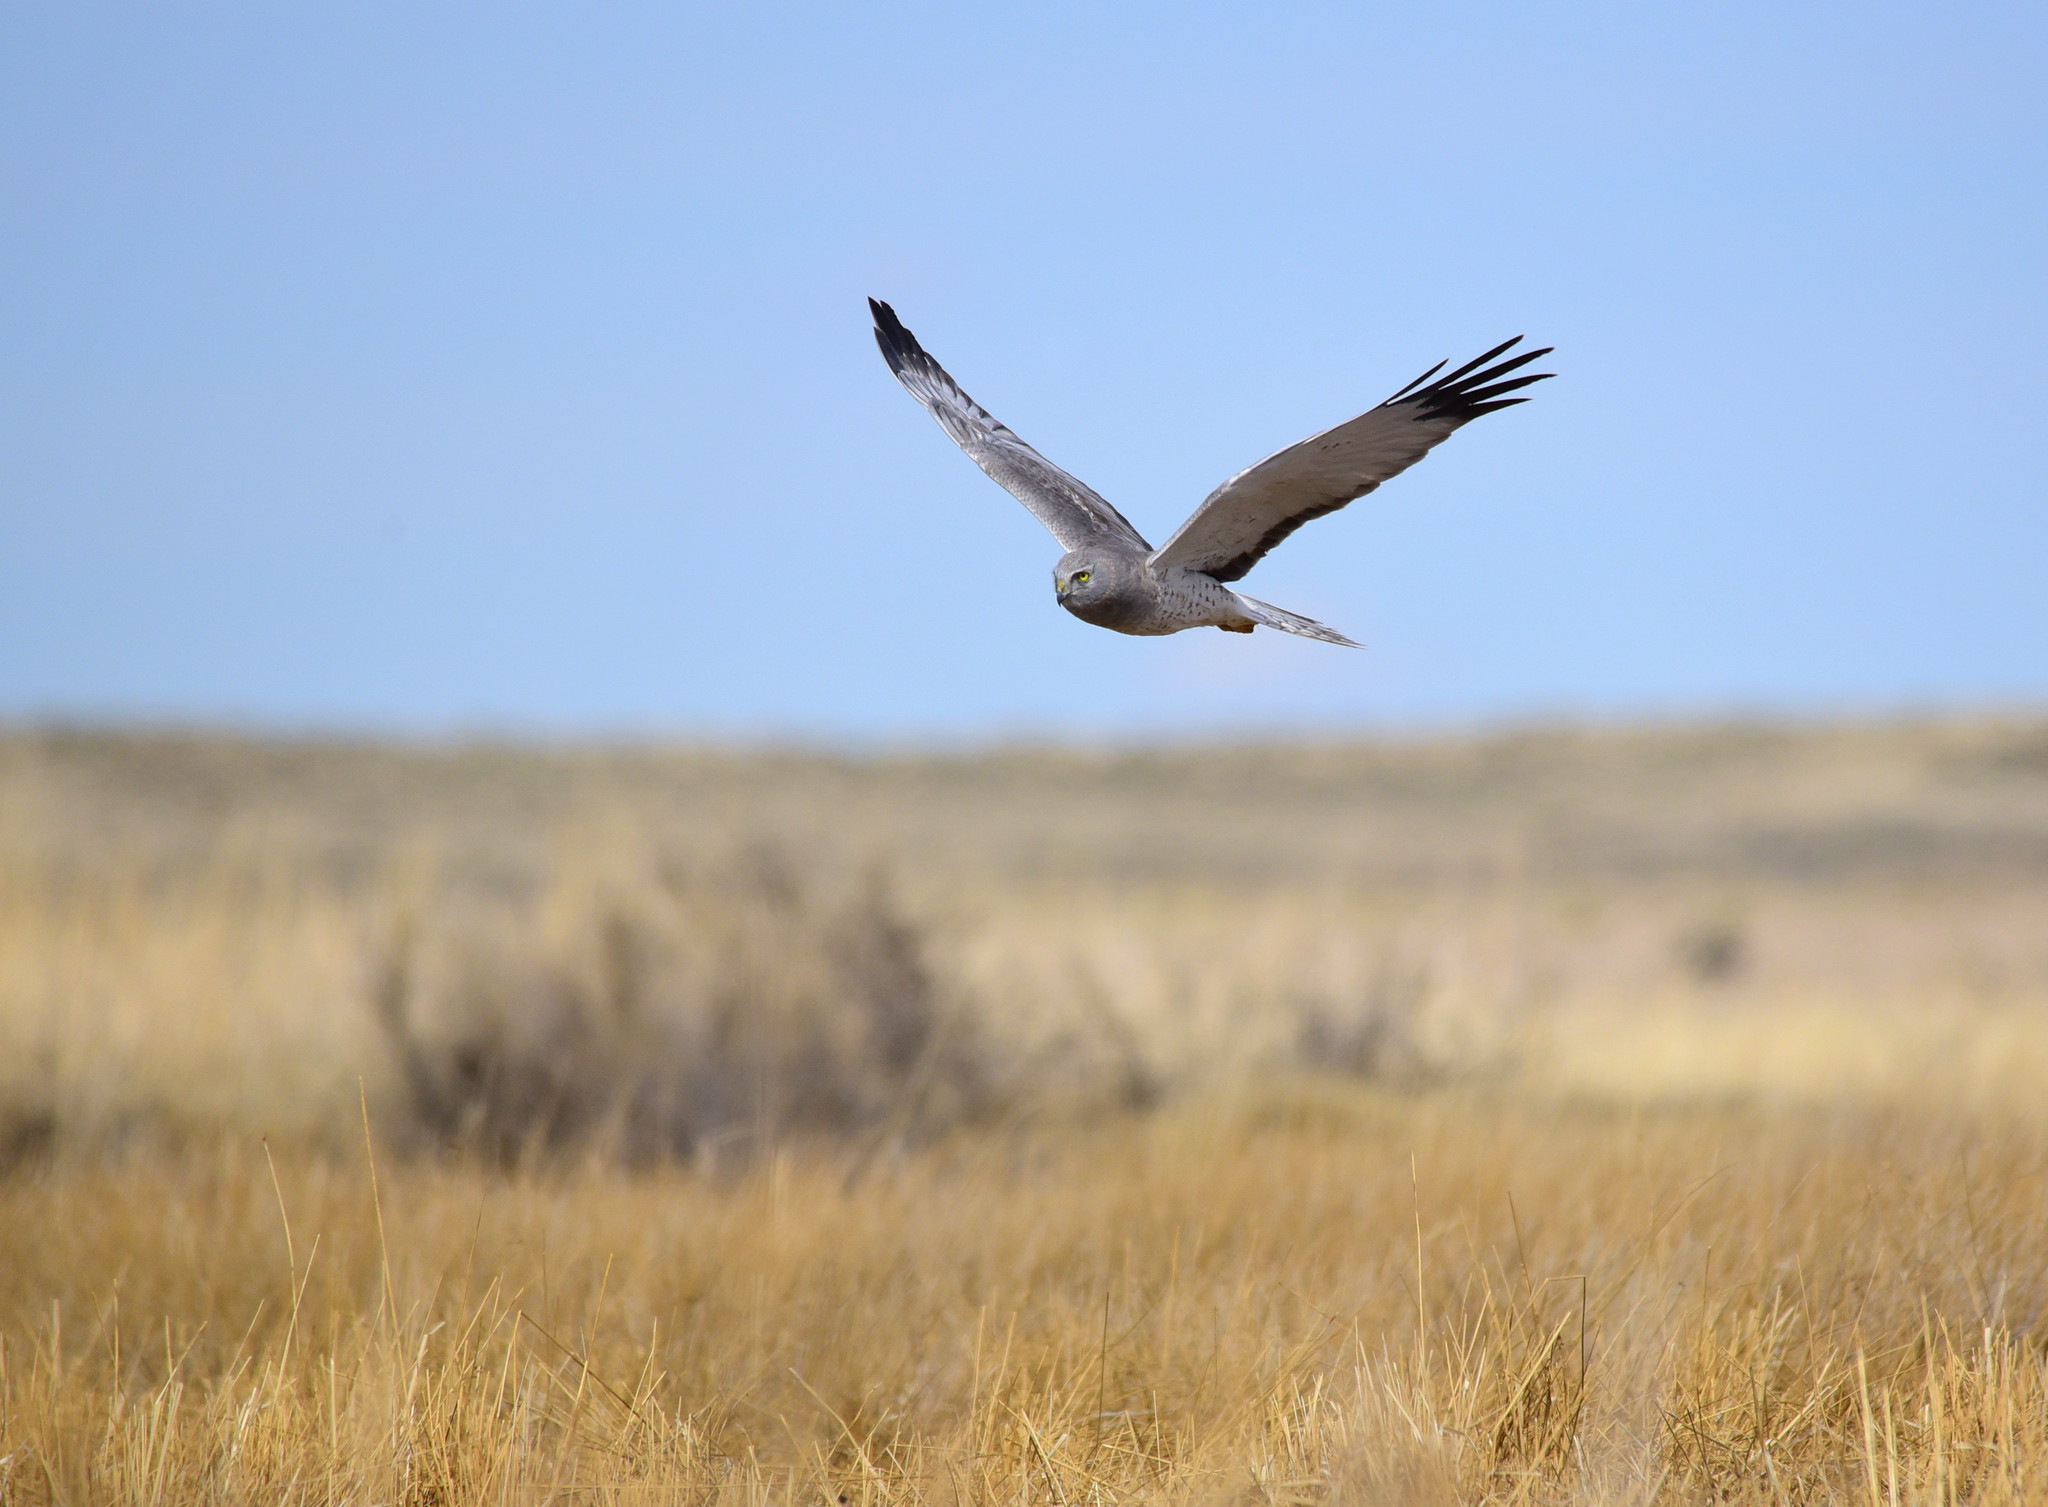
[1436,335,1527,388]
[869,297,905,340]
[869,297,918,375]
[1393,336,1557,423]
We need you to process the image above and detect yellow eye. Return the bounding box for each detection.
[1075,570,1090,584]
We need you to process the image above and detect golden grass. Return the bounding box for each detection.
[5,1099,2048,1503]
[2,719,2047,1503]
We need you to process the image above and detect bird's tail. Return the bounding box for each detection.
[1230,593,1362,648]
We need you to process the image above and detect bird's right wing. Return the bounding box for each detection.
[870,299,1151,553]
[1150,337,1552,582]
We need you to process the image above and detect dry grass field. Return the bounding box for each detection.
[1,716,2046,1504]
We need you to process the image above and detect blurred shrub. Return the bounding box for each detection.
[369,850,986,1164]
[1676,920,1748,985]
[1290,959,1429,1082]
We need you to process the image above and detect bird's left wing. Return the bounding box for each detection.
[870,299,1150,553]
[1149,337,1552,582]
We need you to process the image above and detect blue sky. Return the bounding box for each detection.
[3,1,2043,739]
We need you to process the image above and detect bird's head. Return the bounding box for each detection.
[1053,548,1119,607]
[1053,548,1147,629]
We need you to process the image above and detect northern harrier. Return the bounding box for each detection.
[870,298,1552,647]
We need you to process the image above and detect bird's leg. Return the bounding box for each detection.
[1219,622,1254,634]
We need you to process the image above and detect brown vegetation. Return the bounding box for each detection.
[0,717,2045,1502]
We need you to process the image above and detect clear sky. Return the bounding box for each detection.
[3,2,2043,739]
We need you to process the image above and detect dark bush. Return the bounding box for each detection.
[368,854,984,1164]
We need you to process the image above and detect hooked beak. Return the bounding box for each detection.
[1054,577,1069,602]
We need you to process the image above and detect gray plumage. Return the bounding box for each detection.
[869,299,1551,647]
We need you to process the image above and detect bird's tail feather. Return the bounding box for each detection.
[1231,593,1362,648]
